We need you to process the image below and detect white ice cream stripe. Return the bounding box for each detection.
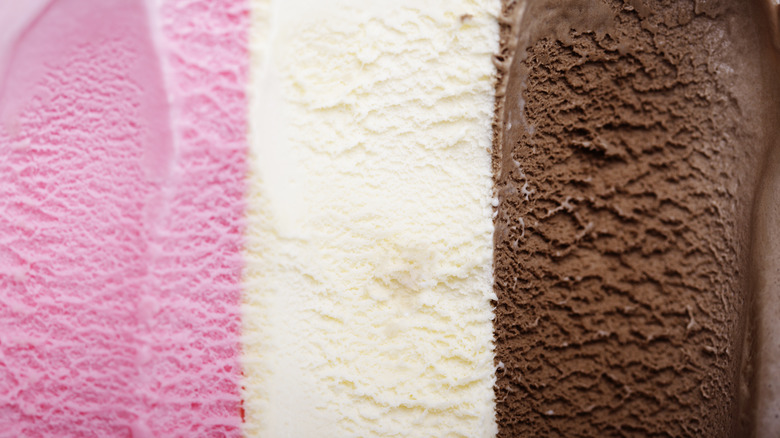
[242,1,500,436]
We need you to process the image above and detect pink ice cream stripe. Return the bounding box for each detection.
[148,0,248,435]
[0,0,247,435]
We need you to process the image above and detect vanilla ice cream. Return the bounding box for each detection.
[241,0,500,436]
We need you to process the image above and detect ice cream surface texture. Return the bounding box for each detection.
[5,0,780,436]
[493,0,778,436]
[0,0,502,435]
[0,0,247,435]
[242,0,500,436]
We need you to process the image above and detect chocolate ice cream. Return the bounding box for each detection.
[492,0,779,435]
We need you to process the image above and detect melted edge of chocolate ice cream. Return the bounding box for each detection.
[745,1,780,436]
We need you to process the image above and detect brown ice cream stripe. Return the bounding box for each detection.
[492,0,779,436]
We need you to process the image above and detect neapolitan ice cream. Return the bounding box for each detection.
[1,0,779,437]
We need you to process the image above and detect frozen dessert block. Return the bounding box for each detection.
[4,0,780,436]
[241,0,500,436]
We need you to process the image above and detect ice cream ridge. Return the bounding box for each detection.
[1,0,779,437]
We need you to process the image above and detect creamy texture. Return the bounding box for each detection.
[9,0,780,435]
[0,0,247,435]
[752,141,780,438]
[242,0,500,436]
[749,2,780,435]
[0,1,51,92]
[494,0,771,436]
